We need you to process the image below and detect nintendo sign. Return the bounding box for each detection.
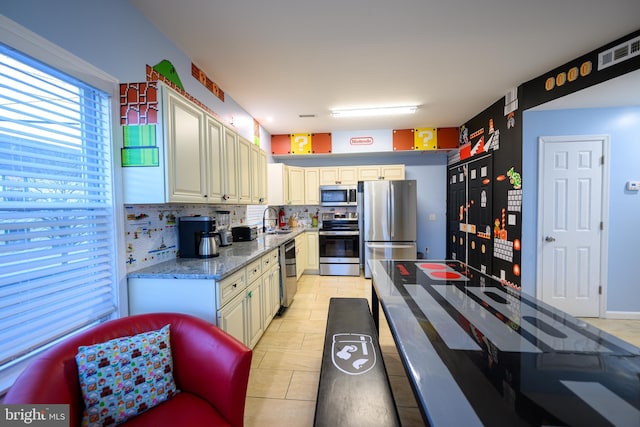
[350,136,373,145]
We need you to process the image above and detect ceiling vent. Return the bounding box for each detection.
[298,114,316,118]
[598,35,640,70]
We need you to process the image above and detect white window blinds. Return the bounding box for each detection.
[0,44,117,372]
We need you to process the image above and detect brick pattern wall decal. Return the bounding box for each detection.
[119,82,159,125]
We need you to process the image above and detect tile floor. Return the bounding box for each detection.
[243,273,640,427]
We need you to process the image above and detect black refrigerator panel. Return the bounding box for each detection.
[466,155,492,275]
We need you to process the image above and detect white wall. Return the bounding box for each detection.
[522,106,640,314]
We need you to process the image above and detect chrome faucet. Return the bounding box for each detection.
[262,207,278,232]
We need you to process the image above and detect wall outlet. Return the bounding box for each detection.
[627,181,640,191]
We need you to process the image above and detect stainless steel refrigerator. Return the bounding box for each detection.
[359,180,417,278]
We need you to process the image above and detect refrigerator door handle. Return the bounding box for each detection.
[389,182,394,239]
[367,243,415,249]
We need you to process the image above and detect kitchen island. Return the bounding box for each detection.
[127,228,308,348]
[370,259,640,427]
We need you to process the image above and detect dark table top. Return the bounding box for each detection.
[370,259,640,427]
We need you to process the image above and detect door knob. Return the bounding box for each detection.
[545,236,556,242]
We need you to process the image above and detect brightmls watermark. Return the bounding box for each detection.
[1,405,69,426]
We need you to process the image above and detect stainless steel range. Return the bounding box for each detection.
[319,212,360,276]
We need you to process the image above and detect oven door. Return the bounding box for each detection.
[319,231,360,275]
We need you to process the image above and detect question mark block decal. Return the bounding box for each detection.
[414,127,437,150]
[290,133,312,154]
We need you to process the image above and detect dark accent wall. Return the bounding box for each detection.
[448,28,640,289]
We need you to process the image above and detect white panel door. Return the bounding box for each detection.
[538,136,607,316]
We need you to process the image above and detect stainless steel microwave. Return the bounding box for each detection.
[320,185,358,206]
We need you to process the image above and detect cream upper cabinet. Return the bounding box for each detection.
[237,136,252,204]
[221,127,239,203]
[288,166,305,205]
[205,116,224,202]
[267,163,288,206]
[250,143,267,204]
[257,147,267,204]
[357,164,405,181]
[318,167,338,185]
[357,165,381,181]
[319,166,358,185]
[304,167,319,205]
[165,89,207,202]
[380,164,405,180]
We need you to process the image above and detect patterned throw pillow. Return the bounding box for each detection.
[75,324,179,427]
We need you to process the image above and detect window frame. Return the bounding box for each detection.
[0,15,126,394]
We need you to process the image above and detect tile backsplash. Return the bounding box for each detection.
[123,203,356,272]
[124,204,253,271]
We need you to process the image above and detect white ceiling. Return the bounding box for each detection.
[129,0,640,135]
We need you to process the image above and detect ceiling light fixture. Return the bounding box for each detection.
[330,105,418,118]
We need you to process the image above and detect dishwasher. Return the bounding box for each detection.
[278,238,297,311]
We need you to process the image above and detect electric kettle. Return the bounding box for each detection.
[198,231,219,258]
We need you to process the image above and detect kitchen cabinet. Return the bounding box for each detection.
[262,250,280,326]
[246,263,264,348]
[295,233,306,280]
[128,278,219,322]
[129,248,281,349]
[165,88,207,203]
[304,167,319,205]
[305,231,319,274]
[357,164,405,181]
[219,127,240,203]
[288,166,306,205]
[319,166,358,185]
[205,116,225,202]
[251,144,267,204]
[237,136,252,204]
[267,163,289,205]
[218,290,246,344]
[123,83,269,205]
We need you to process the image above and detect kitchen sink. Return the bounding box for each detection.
[266,228,292,235]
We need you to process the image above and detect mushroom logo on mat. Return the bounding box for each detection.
[332,333,376,375]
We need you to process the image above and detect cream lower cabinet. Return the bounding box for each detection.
[217,290,246,344]
[262,250,280,326]
[129,249,281,349]
[246,275,264,348]
[295,234,306,280]
[305,231,319,274]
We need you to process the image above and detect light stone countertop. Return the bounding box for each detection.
[127,227,316,280]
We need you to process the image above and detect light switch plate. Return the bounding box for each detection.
[627,181,640,191]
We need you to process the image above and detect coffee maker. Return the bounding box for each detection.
[178,216,216,258]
